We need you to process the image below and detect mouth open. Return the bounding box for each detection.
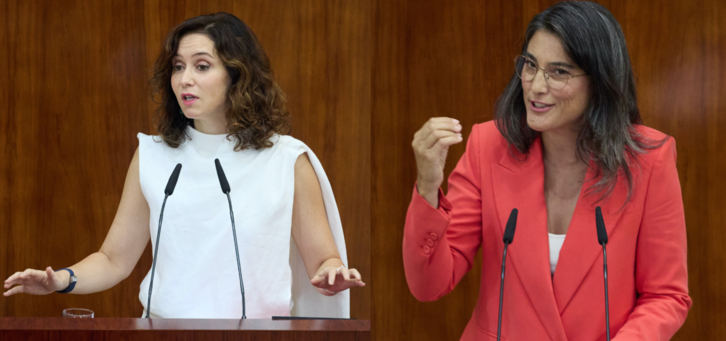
[182,94,198,106]
[530,100,554,112]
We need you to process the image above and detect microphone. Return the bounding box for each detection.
[215,158,231,194]
[497,208,518,341]
[596,207,611,341]
[145,163,182,318]
[214,158,246,319]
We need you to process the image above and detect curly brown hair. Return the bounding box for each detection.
[150,12,291,150]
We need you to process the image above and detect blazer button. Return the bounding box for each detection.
[426,239,434,247]
[429,233,438,241]
[423,245,431,254]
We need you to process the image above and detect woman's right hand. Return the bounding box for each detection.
[412,117,463,208]
[3,267,67,296]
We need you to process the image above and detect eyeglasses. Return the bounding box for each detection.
[514,55,587,90]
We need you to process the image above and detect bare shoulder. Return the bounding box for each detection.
[295,152,314,172]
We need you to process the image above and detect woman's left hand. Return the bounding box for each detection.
[311,265,365,296]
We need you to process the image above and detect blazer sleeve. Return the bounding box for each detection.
[403,125,484,301]
[614,138,692,340]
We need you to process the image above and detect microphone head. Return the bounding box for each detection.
[595,206,608,245]
[164,163,182,195]
[503,208,518,244]
[215,158,231,194]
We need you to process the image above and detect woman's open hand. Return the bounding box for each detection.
[311,265,365,296]
[4,267,66,296]
[412,117,463,207]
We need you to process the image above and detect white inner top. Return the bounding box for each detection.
[548,233,567,275]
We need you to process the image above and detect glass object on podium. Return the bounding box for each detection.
[62,308,94,318]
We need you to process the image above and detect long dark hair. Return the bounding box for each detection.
[150,12,291,150]
[494,1,665,202]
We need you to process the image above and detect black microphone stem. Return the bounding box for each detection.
[602,243,610,341]
[497,242,510,341]
[226,192,246,319]
[146,194,168,319]
[497,209,518,341]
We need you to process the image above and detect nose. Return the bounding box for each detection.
[179,67,194,88]
[530,68,549,94]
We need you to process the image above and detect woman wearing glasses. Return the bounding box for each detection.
[404,1,690,340]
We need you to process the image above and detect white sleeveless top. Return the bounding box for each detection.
[548,233,566,275]
[136,127,349,318]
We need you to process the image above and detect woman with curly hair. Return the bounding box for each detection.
[3,12,364,319]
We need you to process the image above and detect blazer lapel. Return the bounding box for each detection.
[553,162,631,313]
[491,138,567,341]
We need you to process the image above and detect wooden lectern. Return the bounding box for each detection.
[0,317,370,340]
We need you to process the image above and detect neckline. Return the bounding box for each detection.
[186,125,229,145]
[184,125,232,158]
[548,233,567,238]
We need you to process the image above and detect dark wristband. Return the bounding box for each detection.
[55,268,77,293]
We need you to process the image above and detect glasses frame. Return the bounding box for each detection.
[513,55,587,90]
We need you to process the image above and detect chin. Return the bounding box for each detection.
[181,111,201,119]
[525,111,550,132]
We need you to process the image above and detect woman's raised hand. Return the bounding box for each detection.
[412,117,463,207]
[311,265,365,296]
[3,267,67,296]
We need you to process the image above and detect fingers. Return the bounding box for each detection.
[345,268,365,288]
[421,129,463,151]
[4,269,43,286]
[2,266,67,296]
[20,269,47,282]
[4,268,55,295]
[415,118,461,144]
[414,117,461,140]
[327,267,337,286]
[339,266,351,282]
[3,284,25,297]
[11,269,48,292]
[4,272,23,288]
[310,266,366,294]
[348,268,362,282]
[412,118,464,172]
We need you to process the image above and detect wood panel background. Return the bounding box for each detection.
[371,0,725,340]
[0,0,370,321]
[1,0,724,340]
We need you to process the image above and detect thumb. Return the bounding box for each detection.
[46,267,60,287]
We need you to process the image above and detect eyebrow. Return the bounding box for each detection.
[523,51,577,69]
[173,51,213,59]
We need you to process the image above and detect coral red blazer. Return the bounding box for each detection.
[403,121,691,340]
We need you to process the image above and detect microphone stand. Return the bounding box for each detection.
[497,241,510,341]
[595,206,611,341]
[497,208,518,341]
[145,195,168,318]
[601,242,610,341]
[225,191,246,319]
[215,158,246,319]
[145,163,182,319]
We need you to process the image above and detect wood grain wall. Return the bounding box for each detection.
[0,0,370,320]
[371,0,725,340]
[1,0,724,340]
